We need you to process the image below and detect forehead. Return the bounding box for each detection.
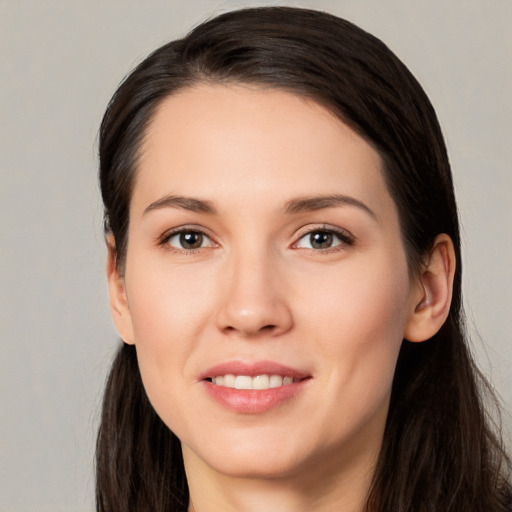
[134,84,393,219]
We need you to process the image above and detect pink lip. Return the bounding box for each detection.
[198,360,310,380]
[199,360,312,414]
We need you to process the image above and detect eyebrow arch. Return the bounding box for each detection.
[284,194,377,219]
[143,195,217,215]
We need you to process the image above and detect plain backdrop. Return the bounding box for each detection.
[1,0,511,510]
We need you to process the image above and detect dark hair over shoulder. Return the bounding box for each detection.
[96,7,511,511]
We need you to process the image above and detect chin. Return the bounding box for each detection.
[208,450,305,480]
[183,426,319,480]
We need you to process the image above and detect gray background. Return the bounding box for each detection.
[1,0,510,510]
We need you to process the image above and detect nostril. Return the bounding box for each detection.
[223,324,277,334]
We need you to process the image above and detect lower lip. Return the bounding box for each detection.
[202,379,310,414]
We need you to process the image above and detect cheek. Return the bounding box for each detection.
[314,243,409,330]
[125,254,215,345]
[123,268,213,436]
[300,254,410,399]
[292,262,410,451]
[123,258,218,408]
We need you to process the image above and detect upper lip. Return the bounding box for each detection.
[198,360,311,381]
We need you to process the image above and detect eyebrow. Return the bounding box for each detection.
[143,195,217,215]
[284,194,377,219]
[143,193,376,220]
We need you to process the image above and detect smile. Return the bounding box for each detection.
[208,374,297,389]
[200,361,311,413]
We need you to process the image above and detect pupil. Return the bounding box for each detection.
[311,231,332,249]
[180,232,202,249]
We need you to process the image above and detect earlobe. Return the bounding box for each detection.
[105,234,135,345]
[404,234,456,343]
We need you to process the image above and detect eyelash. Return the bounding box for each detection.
[158,226,218,254]
[293,225,355,254]
[158,225,355,254]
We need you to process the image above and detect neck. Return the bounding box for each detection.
[184,436,379,512]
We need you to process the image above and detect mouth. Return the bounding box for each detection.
[200,361,311,413]
[206,374,302,390]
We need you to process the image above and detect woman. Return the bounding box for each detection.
[96,6,511,512]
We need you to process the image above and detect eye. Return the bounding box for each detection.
[164,230,215,251]
[294,228,353,251]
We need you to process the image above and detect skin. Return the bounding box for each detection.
[107,85,455,512]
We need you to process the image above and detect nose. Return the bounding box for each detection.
[215,248,293,338]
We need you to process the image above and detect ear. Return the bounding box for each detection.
[105,234,135,345]
[404,234,456,343]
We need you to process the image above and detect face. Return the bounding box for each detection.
[112,85,422,482]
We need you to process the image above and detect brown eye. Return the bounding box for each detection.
[179,231,203,249]
[166,230,212,250]
[309,231,333,249]
[294,228,354,251]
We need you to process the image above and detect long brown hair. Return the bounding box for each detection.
[96,7,511,511]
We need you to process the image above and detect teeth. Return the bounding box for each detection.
[269,375,283,388]
[235,375,252,389]
[211,374,296,390]
[253,375,269,389]
[223,374,235,387]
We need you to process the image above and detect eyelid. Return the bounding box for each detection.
[158,225,218,251]
[157,223,355,253]
[291,224,355,251]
